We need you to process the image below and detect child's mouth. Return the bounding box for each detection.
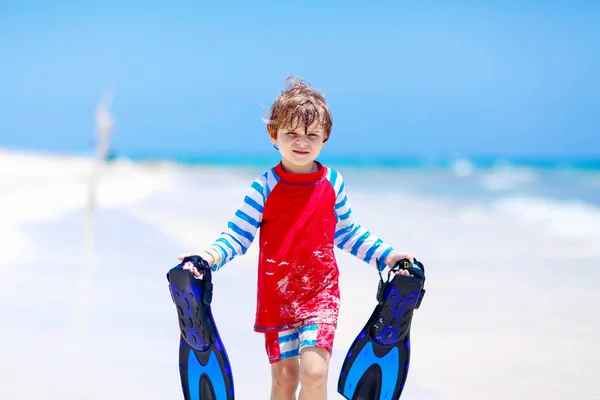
[293,150,309,155]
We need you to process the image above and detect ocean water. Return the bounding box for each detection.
[1,148,599,399]
[164,154,600,255]
[347,164,600,244]
[128,150,600,206]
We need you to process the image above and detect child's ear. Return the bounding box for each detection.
[269,133,279,150]
[267,127,278,145]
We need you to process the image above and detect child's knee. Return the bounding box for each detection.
[299,362,328,388]
[272,360,300,390]
[299,347,330,388]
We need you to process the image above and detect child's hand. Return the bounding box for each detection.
[177,252,214,278]
[384,251,415,276]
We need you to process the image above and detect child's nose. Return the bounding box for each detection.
[295,136,310,145]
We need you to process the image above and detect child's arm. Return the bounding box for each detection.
[201,176,267,270]
[332,172,394,271]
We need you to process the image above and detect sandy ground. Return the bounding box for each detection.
[1,153,599,399]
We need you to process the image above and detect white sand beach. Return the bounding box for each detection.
[0,150,598,399]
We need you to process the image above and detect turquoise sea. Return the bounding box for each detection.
[120,151,600,206]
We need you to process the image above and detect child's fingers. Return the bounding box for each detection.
[393,269,410,276]
[182,262,203,278]
[178,253,204,278]
[189,266,202,278]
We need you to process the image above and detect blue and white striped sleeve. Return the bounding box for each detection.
[330,170,394,271]
[207,173,268,270]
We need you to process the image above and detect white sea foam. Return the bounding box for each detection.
[492,194,600,251]
[479,161,538,191]
[451,158,474,177]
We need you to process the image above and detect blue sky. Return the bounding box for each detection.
[0,1,598,159]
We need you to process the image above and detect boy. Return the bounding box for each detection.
[179,76,414,400]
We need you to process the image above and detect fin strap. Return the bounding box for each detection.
[182,255,214,305]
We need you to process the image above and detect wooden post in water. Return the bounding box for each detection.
[74,91,115,339]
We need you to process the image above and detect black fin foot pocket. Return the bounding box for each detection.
[371,274,425,346]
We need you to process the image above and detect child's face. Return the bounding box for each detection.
[271,120,326,172]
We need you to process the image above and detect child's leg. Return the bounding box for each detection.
[297,323,336,400]
[298,346,330,400]
[270,358,300,400]
[265,328,301,400]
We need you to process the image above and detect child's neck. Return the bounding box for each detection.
[280,159,318,174]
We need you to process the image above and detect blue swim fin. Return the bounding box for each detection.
[337,259,426,400]
[166,256,234,400]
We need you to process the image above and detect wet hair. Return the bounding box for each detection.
[265,76,333,142]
